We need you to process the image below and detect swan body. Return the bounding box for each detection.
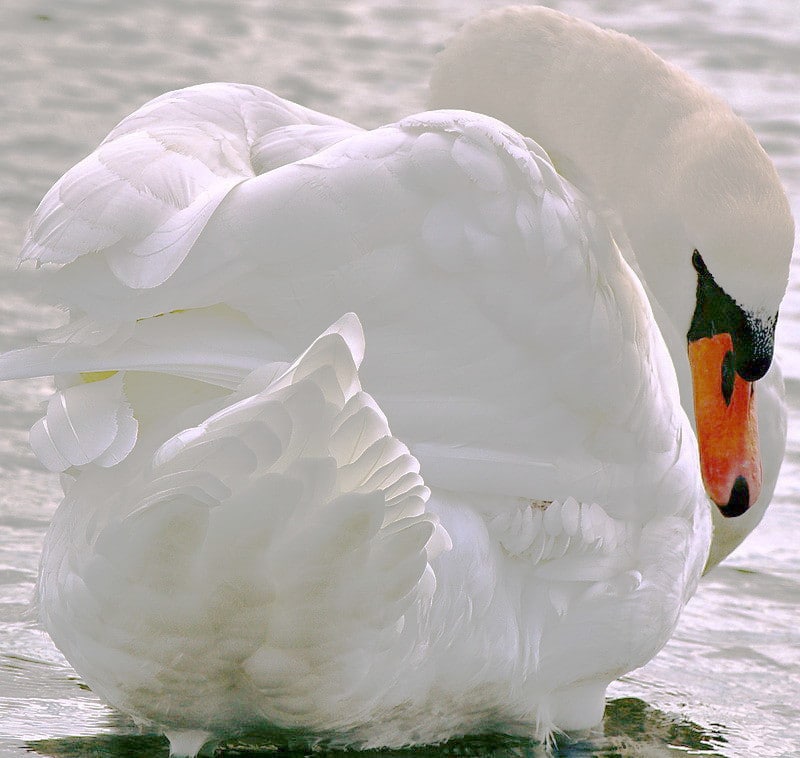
[0,7,792,756]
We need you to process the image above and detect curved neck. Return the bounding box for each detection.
[429,6,791,340]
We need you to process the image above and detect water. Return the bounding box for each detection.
[0,0,798,756]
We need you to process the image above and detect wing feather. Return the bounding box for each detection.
[50,315,450,728]
[22,83,361,293]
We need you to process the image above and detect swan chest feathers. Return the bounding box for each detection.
[3,6,789,756]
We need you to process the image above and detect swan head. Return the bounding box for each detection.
[644,102,793,567]
[675,126,793,568]
[430,5,794,559]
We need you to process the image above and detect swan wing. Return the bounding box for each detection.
[186,109,694,523]
[15,102,695,525]
[40,314,450,729]
[22,83,360,292]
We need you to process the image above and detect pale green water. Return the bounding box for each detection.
[0,1,798,756]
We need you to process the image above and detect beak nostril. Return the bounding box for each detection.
[721,350,735,406]
[717,476,750,518]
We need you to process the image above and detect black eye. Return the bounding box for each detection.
[721,349,735,406]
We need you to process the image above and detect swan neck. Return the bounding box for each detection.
[429,7,792,327]
[430,9,694,203]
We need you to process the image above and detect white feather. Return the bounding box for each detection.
[29,374,137,472]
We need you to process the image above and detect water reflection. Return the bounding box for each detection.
[26,698,726,758]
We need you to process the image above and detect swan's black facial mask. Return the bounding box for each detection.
[688,250,776,381]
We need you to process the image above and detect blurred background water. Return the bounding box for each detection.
[0,1,798,756]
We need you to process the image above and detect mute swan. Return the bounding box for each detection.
[0,6,792,757]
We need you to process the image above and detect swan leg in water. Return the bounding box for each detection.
[164,730,214,758]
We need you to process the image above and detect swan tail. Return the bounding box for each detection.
[45,314,450,730]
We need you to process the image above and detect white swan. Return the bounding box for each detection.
[0,6,792,757]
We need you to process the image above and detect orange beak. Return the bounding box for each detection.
[688,334,761,516]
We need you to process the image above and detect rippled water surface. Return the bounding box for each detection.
[0,1,798,756]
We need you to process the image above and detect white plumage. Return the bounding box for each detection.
[0,6,792,756]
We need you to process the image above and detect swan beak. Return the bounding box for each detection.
[688,333,762,516]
